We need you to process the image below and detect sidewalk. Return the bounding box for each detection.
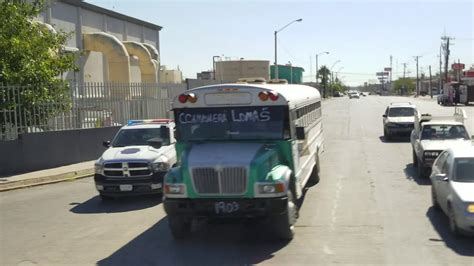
[0,160,95,192]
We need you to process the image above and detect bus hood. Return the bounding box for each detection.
[187,143,264,168]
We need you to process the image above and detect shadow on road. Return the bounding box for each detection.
[426,207,474,256]
[378,136,410,143]
[70,195,162,214]
[404,163,431,186]
[97,217,289,265]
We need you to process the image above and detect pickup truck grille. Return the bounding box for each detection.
[191,167,247,195]
[103,162,151,178]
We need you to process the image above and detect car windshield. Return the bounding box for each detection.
[420,125,470,140]
[454,158,474,182]
[112,127,170,147]
[388,107,414,117]
[175,106,288,141]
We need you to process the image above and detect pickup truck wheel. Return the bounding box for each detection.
[273,191,297,240]
[168,215,192,239]
[307,154,320,186]
[412,150,418,166]
[431,186,440,210]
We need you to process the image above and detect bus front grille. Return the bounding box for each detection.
[191,167,247,195]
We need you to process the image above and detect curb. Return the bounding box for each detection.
[0,169,94,192]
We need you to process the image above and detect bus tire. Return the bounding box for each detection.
[168,215,192,239]
[308,154,320,186]
[273,191,297,240]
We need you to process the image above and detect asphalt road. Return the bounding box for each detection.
[1,96,473,265]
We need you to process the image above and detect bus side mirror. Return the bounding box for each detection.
[296,127,305,140]
[382,114,387,118]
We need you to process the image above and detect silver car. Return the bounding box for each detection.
[430,145,474,236]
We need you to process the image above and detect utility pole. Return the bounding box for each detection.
[309,56,313,83]
[390,55,393,91]
[441,35,454,83]
[439,46,443,94]
[414,56,421,96]
[429,65,432,98]
[402,63,407,78]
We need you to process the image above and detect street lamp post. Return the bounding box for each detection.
[212,55,220,80]
[274,18,302,80]
[315,51,329,86]
[329,60,341,97]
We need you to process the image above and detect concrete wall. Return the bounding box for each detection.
[0,127,121,176]
[215,60,270,82]
[43,0,162,84]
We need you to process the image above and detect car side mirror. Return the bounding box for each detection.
[148,138,162,149]
[382,114,387,118]
[102,140,110,148]
[434,173,447,181]
[296,127,305,140]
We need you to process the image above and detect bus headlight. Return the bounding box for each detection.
[164,183,187,198]
[255,182,286,197]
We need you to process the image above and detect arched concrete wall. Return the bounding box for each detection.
[83,32,131,84]
[123,41,157,83]
[142,43,159,61]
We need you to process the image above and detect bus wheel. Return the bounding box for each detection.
[273,191,297,240]
[308,154,320,186]
[168,215,192,239]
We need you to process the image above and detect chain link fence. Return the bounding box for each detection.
[0,82,186,140]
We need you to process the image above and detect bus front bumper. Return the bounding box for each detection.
[163,197,288,219]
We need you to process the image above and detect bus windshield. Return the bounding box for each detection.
[175,106,288,141]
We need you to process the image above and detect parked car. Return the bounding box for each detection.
[333,91,344,97]
[94,119,177,200]
[431,145,474,236]
[411,108,471,178]
[382,102,417,140]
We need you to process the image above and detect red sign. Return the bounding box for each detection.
[452,63,465,71]
[384,67,392,72]
[464,70,474,77]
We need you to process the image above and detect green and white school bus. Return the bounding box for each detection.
[163,83,323,240]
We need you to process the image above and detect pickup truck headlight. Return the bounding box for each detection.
[151,162,170,172]
[255,182,286,197]
[424,151,440,158]
[467,204,474,213]
[94,163,104,175]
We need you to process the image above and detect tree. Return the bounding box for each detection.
[0,0,77,131]
[393,78,416,95]
[318,66,330,98]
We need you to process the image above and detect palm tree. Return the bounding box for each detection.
[318,66,331,98]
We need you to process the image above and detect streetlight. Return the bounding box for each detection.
[274,18,303,79]
[212,55,220,80]
[315,51,329,85]
[329,60,341,97]
[336,67,344,82]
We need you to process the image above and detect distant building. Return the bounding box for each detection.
[197,71,214,80]
[270,64,305,84]
[215,60,270,82]
[34,0,162,86]
[160,66,183,84]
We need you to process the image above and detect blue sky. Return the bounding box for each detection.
[87,0,473,86]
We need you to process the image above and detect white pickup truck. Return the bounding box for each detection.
[411,108,472,178]
[94,119,177,200]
